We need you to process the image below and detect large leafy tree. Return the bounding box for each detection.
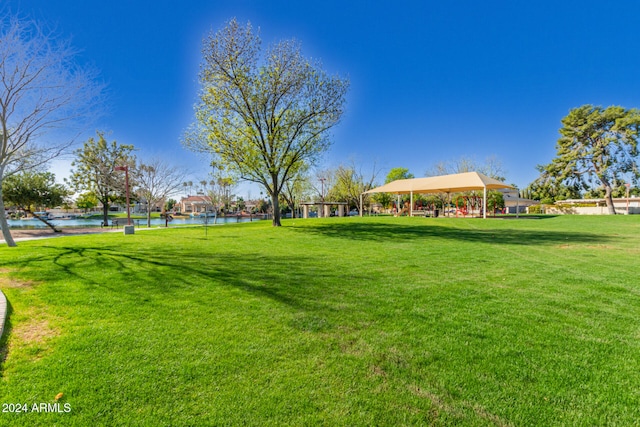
[75,192,99,213]
[385,167,414,183]
[0,13,102,246]
[540,105,640,214]
[164,198,177,212]
[2,171,69,232]
[68,132,135,226]
[326,162,380,213]
[486,190,505,215]
[184,19,349,226]
[375,167,415,208]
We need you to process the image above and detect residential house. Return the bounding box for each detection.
[500,189,538,214]
[178,194,213,214]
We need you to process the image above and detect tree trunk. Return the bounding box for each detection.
[147,210,151,228]
[288,199,296,218]
[271,192,281,226]
[28,209,61,232]
[0,187,16,247]
[600,177,616,215]
[102,203,110,226]
[604,184,616,215]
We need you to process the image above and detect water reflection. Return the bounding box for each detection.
[6,215,264,229]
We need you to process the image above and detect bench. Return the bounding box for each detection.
[101,219,140,228]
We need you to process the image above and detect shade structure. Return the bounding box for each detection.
[363,172,513,218]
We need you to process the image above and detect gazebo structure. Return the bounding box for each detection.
[300,201,349,218]
[363,171,513,219]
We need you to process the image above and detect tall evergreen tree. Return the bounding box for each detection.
[540,105,640,214]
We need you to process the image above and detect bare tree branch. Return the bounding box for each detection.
[0,12,104,246]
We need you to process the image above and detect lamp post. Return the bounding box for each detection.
[319,177,326,218]
[115,165,131,225]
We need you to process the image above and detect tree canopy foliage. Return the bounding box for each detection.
[326,163,379,212]
[75,192,99,213]
[2,171,68,210]
[539,105,640,214]
[2,171,69,231]
[184,19,349,226]
[522,177,582,204]
[385,167,414,183]
[370,167,415,209]
[68,131,135,226]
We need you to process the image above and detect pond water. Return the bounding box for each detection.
[5,215,264,229]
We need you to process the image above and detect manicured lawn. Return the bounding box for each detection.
[0,215,639,426]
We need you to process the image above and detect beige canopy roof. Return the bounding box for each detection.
[364,172,512,195]
[362,172,513,219]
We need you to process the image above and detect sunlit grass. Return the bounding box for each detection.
[0,215,639,425]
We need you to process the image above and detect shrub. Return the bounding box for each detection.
[528,204,544,214]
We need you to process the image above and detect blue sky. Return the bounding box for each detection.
[17,0,640,196]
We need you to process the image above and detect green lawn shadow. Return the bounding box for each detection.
[3,244,346,315]
[288,220,609,245]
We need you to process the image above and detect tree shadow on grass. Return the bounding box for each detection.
[0,219,613,362]
[1,244,353,316]
[288,221,611,246]
[0,246,358,378]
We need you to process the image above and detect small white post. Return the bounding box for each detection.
[410,191,414,217]
[483,187,487,219]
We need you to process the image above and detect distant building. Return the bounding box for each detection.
[500,189,538,214]
[178,195,213,214]
[546,198,640,215]
[133,198,164,213]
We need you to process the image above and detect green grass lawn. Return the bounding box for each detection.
[0,215,639,426]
